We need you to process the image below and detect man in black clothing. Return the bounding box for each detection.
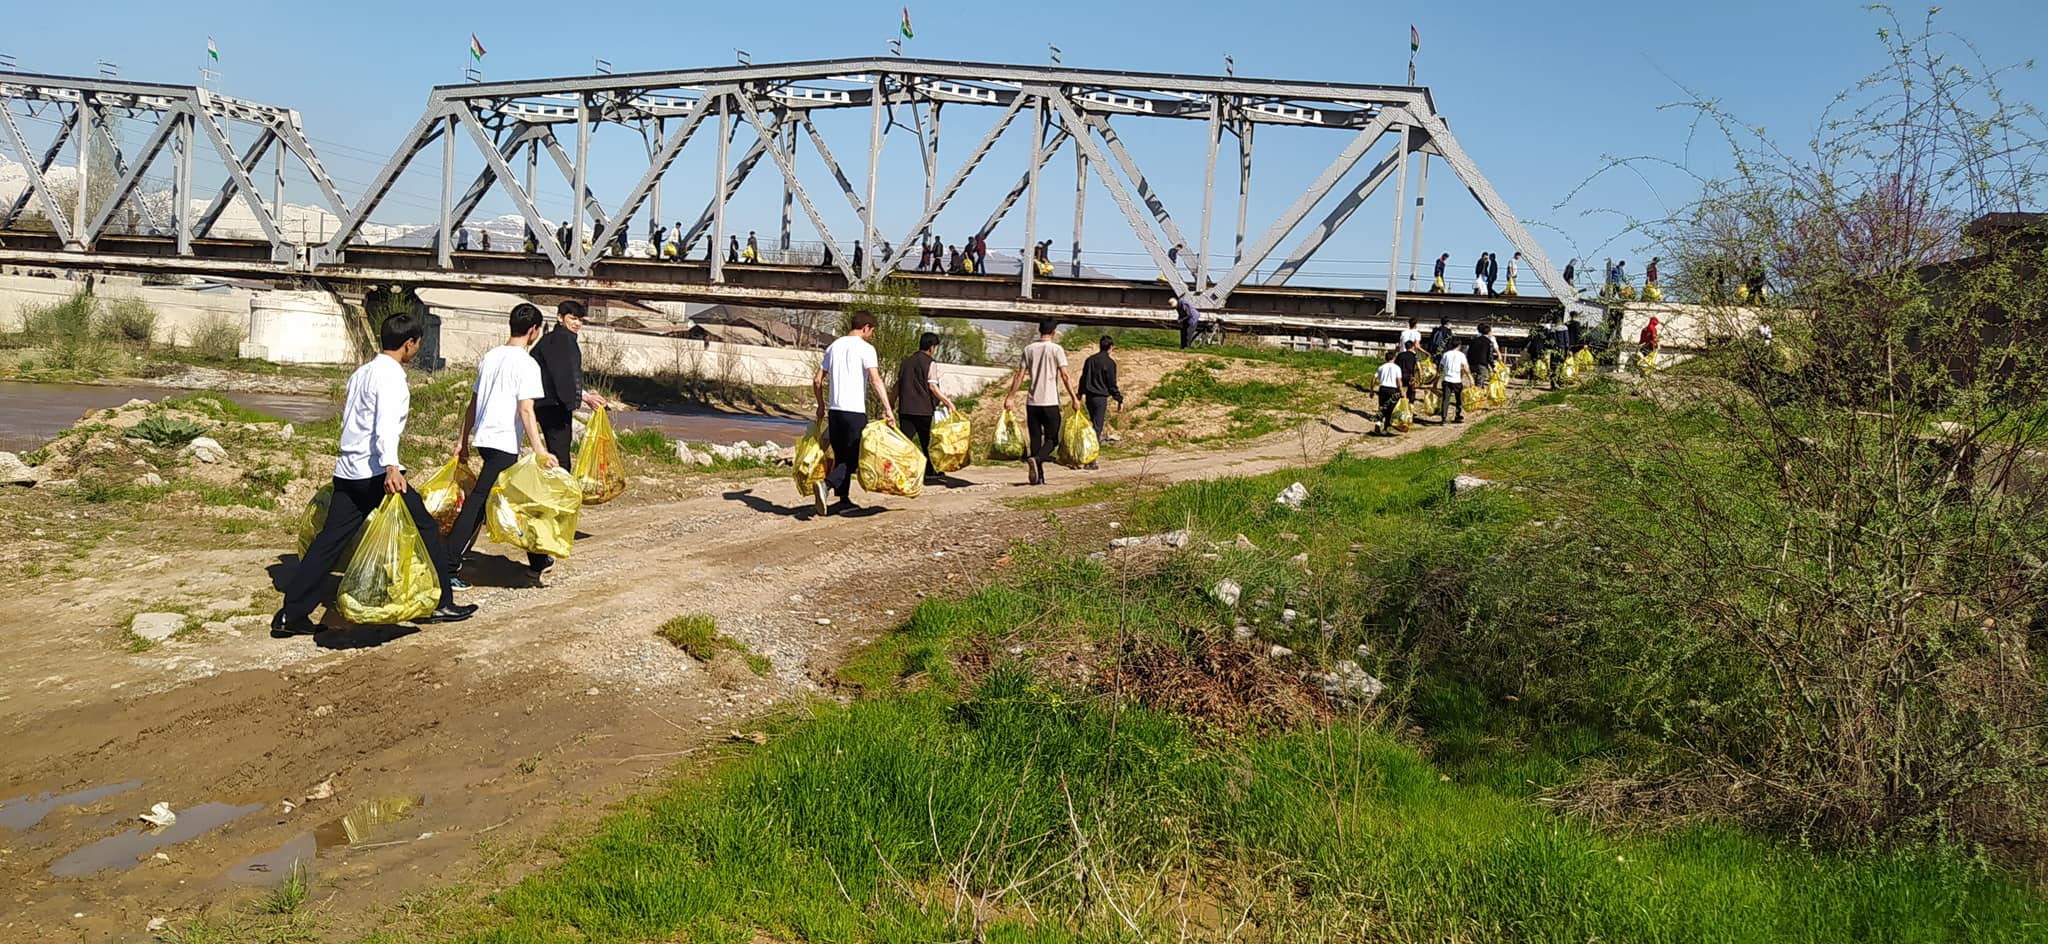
[1545,314,1572,390]
[851,240,864,276]
[1427,315,1454,357]
[894,332,957,484]
[531,301,608,468]
[1472,252,1487,294]
[1394,339,1421,403]
[1078,335,1124,468]
[1472,322,1501,387]
[1484,252,1499,296]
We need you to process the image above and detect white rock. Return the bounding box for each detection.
[0,451,37,486]
[311,704,334,717]
[816,617,832,626]
[1108,529,1190,549]
[1274,482,1309,509]
[1212,579,1242,608]
[1282,608,1298,624]
[147,918,167,933]
[1269,644,1296,659]
[279,423,295,442]
[1450,474,1495,495]
[133,472,166,488]
[185,437,227,464]
[138,802,176,827]
[1233,622,1255,641]
[130,612,187,642]
[1289,553,1310,569]
[1310,660,1386,704]
[1233,533,1258,550]
[122,398,153,410]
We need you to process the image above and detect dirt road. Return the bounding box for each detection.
[0,393,1473,941]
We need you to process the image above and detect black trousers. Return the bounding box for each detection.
[1085,396,1110,439]
[443,447,547,572]
[1377,387,1400,429]
[1026,403,1061,466]
[535,405,574,468]
[823,409,867,500]
[1180,321,1197,348]
[1441,382,1465,422]
[900,412,935,473]
[282,473,454,620]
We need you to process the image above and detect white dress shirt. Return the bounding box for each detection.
[334,354,409,480]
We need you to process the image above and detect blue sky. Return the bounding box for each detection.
[5,1,2041,287]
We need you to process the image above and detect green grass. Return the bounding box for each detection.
[615,428,677,463]
[439,669,2047,943]
[657,614,772,676]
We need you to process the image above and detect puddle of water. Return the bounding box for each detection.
[0,781,144,832]
[49,801,262,877]
[224,794,425,884]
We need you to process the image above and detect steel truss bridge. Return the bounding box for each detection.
[0,59,1589,338]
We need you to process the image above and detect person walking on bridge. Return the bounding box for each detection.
[744,231,761,264]
[1485,252,1500,296]
[272,313,475,637]
[1562,258,1577,293]
[812,312,895,516]
[613,222,629,258]
[1002,319,1079,486]
[1472,252,1488,295]
[1431,253,1448,293]
[479,228,492,252]
[444,304,560,589]
[851,240,864,276]
[555,221,573,256]
[918,239,933,272]
[1504,252,1521,296]
[728,235,741,265]
[456,228,471,252]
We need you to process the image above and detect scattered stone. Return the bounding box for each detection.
[199,621,232,635]
[226,614,269,630]
[147,918,167,933]
[1307,659,1385,705]
[279,423,295,442]
[304,778,335,802]
[311,704,334,718]
[1281,608,1298,624]
[0,451,37,486]
[1450,474,1495,495]
[1233,622,1255,641]
[1108,520,1121,530]
[1356,643,1372,660]
[1108,529,1189,549]
[1289,552,1310,569]
[1268,644,1296,660]
[122,398,153,410]
[816,617,833,626]
[133,472,166,489]
[41,478,78,489]
[1212,579,1242,608]
[729,730,769,745]
[1277,532,1300,542]
[1275,481,1309,509]
[1233,533,1258,550]
[130,612,187,642]
[184,437,228,464]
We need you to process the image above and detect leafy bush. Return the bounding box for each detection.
[130,415,210,447]
[186,315,246,361]
[99,297,157,343]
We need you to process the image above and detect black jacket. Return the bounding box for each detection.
[530,326,583,412]
[1427,324,1454,354]
[1079,351,1123,402]
[895,351,937,416]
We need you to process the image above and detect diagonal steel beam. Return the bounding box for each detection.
[273,121,349,224]
[0,105,78,245]
[1204,107,1399,305]
[84,110,181,243]
[880,93,1025,275]
[679,113,777,255]
[82,106,169,236]
[975,125,1070,248]
[448,123,544,234]
[1090,115,1192,259]
[797,114,869,234]
[192,103,285,253]
[580,90,719,274]
[455,106,574,274]
[1262,143,1404,286]
[729,93,858,285]
[193,127,276,239]
[0,106,76,230]
[537,127,610,232]
[1408,113,1574,306]
[1045,90,1189,297]
[318,111,445,258]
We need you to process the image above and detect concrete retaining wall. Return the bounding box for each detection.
[0,273,249,348]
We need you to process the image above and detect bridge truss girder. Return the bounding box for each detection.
[0,72,344,263]
[314,58,1587,319]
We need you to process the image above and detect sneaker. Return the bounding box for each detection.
[1083,462,1099,471]
[417,603,478,624]
[270,609,320,638]
[449,576,473,591]
[528,556,554,575]
[1026,459,1041,486]
[812,481,829,517]
[827,499,859,514]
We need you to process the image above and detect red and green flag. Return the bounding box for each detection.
[900,7,914,40]
[470,33,487,61]
[1410,25,1420,53]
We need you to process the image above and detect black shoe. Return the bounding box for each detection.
[1453,417,1465,424]
[813,482,829,517]
[528,556,554,575]
[270,610,320,638]
[1026,459,1041,486]
[827,499,859,514]
[417,603,478,624]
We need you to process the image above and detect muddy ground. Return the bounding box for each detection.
[0,365,1480,942]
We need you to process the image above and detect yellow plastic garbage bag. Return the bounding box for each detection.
[1422,390,1442,418]
[1531,355,1551,381]
[1418,356,1439,385]
[574,406,626,505]
[1643,284,1664,302]
[416,457,476,537]
[1488,373,1508,406]
[857,422,925,498]
[1463,384,1489,413]
[930,413,973,474]
[791,420,830,500]
[991,410,1027,460]
[1057,412,1099,469]
[1391,397,1413,432]
[484,454,584,558]
[336,493,441,625]
[1639,351,1660,374]
[297,484,336,557]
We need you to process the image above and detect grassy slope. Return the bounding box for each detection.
[307,381,2045,944]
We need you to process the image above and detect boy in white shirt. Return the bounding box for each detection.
[443,304,559,584]
[272,314,474,636]
[811,311,896,516]
[1373,348,1406,436]
[1398,317,1422,351]
[1437,339,1470,425]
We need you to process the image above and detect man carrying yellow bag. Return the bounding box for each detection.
[272,313,474,636]
[444,304,563,587]
[812,311,896,517]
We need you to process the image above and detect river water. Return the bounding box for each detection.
[0,380,807,453]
